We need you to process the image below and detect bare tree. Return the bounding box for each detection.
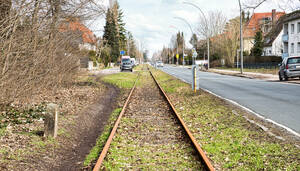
[196,10,227,39]
[0,0,106,104]
[276,0,300,11]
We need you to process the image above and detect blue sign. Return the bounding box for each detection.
[120,50,125,55]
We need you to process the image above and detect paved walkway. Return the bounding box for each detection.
[209,69,300,84]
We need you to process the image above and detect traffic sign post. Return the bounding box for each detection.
[176,54,179,66]
[192,48,197,65]
[191,65,199,93]
[191,48,199,93]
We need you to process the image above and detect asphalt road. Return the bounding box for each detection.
[159,65,300,134]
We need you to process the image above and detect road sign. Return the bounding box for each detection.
[176,54,179,59]
[120,50,125,55]
[192,51,197,58]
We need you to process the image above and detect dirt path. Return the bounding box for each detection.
[52,81,119,171]
[101,72,204,170]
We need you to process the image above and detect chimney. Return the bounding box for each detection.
[272,9,276,25]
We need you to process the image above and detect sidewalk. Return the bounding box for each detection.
[209,69,300,84]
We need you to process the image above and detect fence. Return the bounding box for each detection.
[235,62,280,69]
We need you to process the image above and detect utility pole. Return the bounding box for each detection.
[238,0,244,74]
[183,33,185,65]
[207,38,210,69]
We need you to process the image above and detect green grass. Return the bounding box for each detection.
[31,136,58,149]
[151,68,300,170]
[102,72,138,89]
[214,67,278,75]
[0,127,5,137]
[101,71,203,170]
[83,108,122,167]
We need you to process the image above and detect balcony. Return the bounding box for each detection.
[282,34,289,42]
[282,53,289,59]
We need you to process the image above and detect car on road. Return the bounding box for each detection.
[120,57,133,72]
[279,56,300,81]
[156,61,164,67]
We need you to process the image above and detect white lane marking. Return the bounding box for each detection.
[162,68,300,138]
[203,88,300,138]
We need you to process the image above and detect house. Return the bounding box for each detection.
[282,10,300,59]
[263,16,286,57]
[244,9,285,53]
[60,18,97,51]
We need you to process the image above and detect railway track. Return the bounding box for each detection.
[93,68,214,170]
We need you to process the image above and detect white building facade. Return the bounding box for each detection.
[263,30,283,56]
[283,18,300,58]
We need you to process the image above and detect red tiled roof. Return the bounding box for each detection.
[244,12,285,38]
[60,20,96,44]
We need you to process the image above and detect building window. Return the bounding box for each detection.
[291,43,294,53]
[298,23,300,33]
[291,24,294,34]
[298,43,300,53]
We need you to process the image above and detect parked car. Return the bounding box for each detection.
[120,57,133,72]
[278,56,300,81]
[156,61,164,67]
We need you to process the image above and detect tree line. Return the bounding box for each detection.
[157,0,299,67]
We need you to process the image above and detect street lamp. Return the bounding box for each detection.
[238,0,244,74]
[183,1,210,69]
[173,17,194,65]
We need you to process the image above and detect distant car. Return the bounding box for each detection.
[279,56,300,81]
[156,61,164,67]
[120,57,133,72]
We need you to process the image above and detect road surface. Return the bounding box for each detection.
[160,65,300,134]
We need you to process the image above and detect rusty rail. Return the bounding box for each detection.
[93,67,215,171]
[92,74,139,171]
[149,70,215,171]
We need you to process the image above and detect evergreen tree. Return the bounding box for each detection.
[115,2,127,50]
[251,30,263,57]
[103,8,120,62]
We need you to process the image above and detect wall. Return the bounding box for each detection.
[243,38,254,53]
[263,30,283,56]
[288,18,300,57]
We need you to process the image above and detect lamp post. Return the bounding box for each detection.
[238,0,244,74]
[173,17,194,65]
[183,1,210,69]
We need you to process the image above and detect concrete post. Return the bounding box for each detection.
[44,103,59,138]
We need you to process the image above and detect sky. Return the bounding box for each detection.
[89,0,299,58]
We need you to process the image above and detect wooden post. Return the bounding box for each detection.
[44,103,59,138]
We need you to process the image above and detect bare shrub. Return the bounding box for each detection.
[0,0,105,104]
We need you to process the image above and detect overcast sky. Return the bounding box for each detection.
[89,0,299,57]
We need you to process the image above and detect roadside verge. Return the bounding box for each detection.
[151,68,300,170]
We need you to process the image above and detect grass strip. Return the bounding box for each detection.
[214,67,278,75]
[83,108,122,167]
[151,68,300,170]
[102,72,138,89]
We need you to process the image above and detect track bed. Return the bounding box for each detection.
[100,71,204,170]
